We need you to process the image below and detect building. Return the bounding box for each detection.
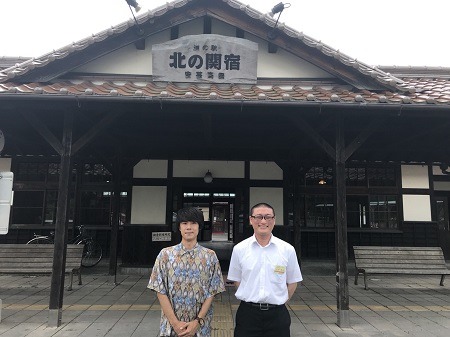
[1,0,450,325]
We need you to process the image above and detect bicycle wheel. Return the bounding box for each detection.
[78,240,102,267]
[26,237,53,244]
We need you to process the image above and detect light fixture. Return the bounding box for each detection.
[267,2,291,40]
[125,0,144,36]
[126,0,141,12]
[204,170,213,184]
[318,179,326,185]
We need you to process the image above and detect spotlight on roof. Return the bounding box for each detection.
[126,0,141,12]
[267,2,291,40]
[124,0,144,36]
[269,2,286,17]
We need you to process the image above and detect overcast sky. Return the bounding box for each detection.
[1,0,448,67]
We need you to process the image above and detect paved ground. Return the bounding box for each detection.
[1,261,450,336]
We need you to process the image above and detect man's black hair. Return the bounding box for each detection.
[176,207,204,230]
[250,202,276,216]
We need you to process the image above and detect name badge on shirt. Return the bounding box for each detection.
[274,265,286,275]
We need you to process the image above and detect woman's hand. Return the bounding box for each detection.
[177,320,200,337]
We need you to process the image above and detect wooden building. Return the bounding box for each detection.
[1,0,450,326]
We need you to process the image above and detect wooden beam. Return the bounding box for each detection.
[21,111,63,155]
[344,118,386,161]
[291,116,336,160]
[72,112,121,155]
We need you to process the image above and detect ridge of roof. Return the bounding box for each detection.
[379,66,450,79]
[0,0,412,93]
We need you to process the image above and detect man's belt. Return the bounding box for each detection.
[241,301,283,311]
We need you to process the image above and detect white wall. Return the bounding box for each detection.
[173,160,244,178]
[401,165,429,189]
[74,17,332,79]
[249,187,283,224]
[250,161,282,180]
[133,160,168,178]
[131,186,167,224]
[74,30,169,75]
[0,158,12,172]
[402,195,432,222]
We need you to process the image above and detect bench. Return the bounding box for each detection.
[0,244,84,291]
[354,246,450,290]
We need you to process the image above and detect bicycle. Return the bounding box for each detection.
[27,225,103,268]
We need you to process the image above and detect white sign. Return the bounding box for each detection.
[152,232,172,242]
[152,34,258,84]
[0,172,14,235]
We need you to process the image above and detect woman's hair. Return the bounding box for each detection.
[176,207,204,229]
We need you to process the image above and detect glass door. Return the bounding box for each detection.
[212,202,229,241]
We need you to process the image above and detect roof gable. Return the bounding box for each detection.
[0,0,409,92]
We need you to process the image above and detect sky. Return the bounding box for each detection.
[0,0,449,67]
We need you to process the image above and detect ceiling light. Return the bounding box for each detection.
[204,171,213,184]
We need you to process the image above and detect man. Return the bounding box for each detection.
[148,207,225,337]
[227,202,303,337]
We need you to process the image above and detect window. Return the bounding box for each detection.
[305,167,333,186]
[83,164,112,183]
[369,195,398,229]
[346,167,366,186]
[15,162,62,182]
[368,167,396,187]
[12,191,45,224]
[300,164,399,230]
[304,195,334,228]
[44,191,58,224]
[80,191,111,226]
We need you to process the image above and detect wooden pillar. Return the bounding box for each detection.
[293,174,302,264]
[334,112,350,328]
[109,155,121,282]
[109,161,121,272]
[48,111,73,327]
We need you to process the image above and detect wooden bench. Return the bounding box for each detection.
[0,244,84,291]
[354,246,450,290]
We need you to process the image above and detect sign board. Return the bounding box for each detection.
[152,232,172,242]
[152,34,258,84]
[0,172,14,235]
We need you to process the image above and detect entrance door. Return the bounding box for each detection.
[182,190,235,242]
[212,202,233,241]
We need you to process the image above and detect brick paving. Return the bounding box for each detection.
[1,264,450,336]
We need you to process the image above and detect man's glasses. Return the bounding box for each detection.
[251,215,275,221]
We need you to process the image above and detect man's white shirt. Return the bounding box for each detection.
[227,234,303,305]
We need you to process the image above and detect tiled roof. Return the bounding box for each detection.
[1,77,449,105]
[0,0,407,92]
